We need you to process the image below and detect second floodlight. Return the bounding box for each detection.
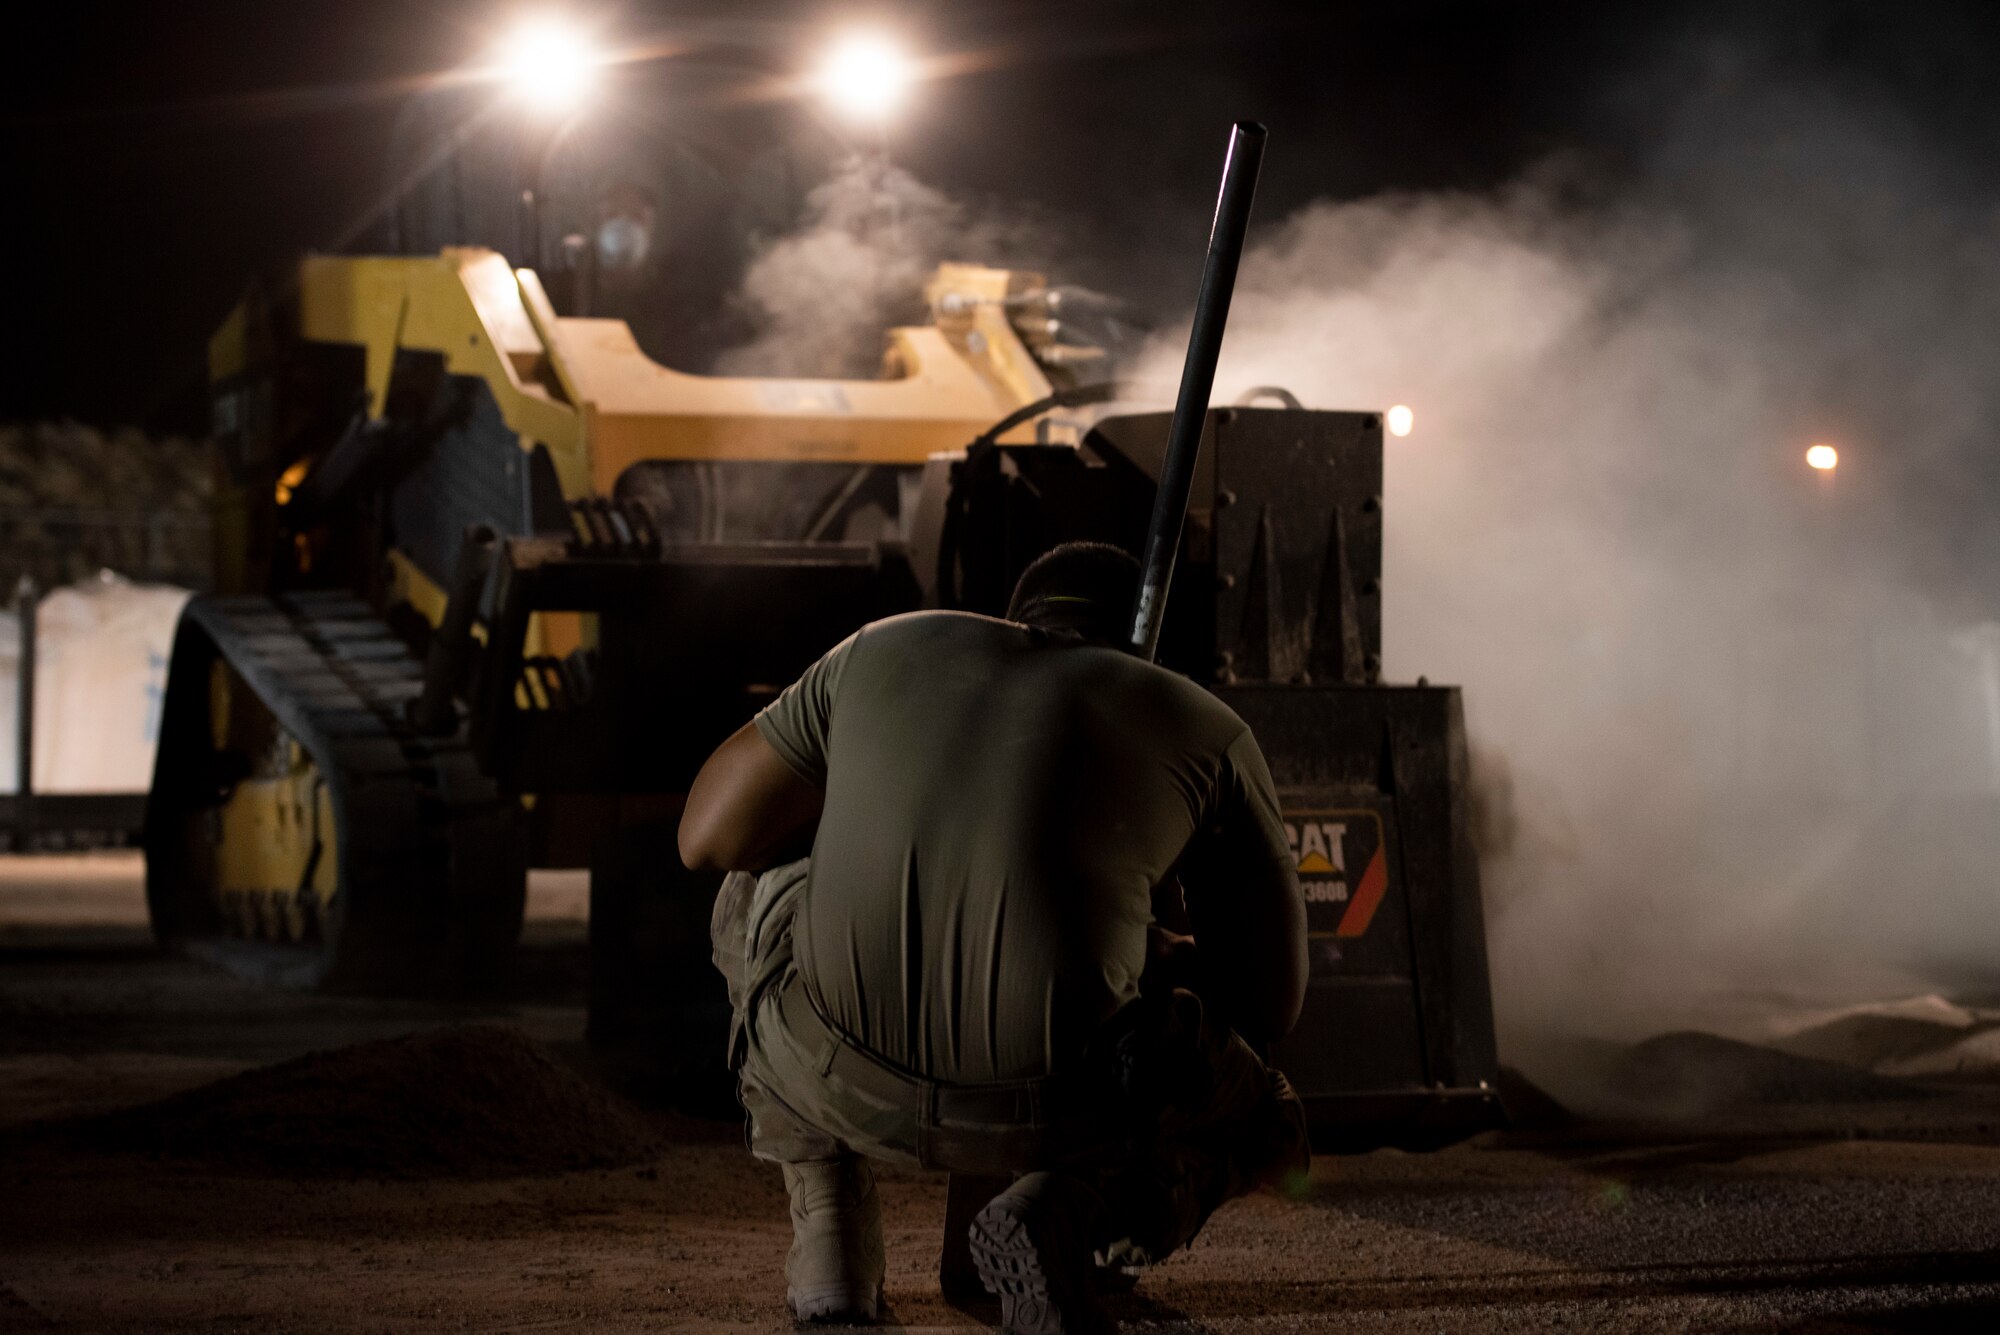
[817,32,916,125]
[496,17,603,115]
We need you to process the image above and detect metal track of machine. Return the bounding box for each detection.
[146,591,523,991]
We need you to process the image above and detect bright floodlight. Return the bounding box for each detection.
[818,32,915,124]
[497,17,601,114]
[1806,443,1838,471]
[1386,404,1415,438]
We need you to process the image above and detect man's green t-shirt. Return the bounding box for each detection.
[754,610,1293,1085]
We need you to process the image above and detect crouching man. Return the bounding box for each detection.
[679,542,1310,1334]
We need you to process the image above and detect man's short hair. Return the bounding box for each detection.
[1006,541,1140,645]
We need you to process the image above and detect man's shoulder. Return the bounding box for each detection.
[846,611,1249,732]
[1119,659,1253,735]
[858,609,1022,644]
[1043,642,1254,747]
[827,610,1028,682]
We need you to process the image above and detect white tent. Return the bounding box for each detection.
[0,573,189,794]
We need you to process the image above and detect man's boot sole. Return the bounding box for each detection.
[967,1188,1108,1335]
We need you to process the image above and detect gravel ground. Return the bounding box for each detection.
[3,855,1999,1333]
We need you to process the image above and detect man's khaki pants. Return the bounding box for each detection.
[711,860,1309,1264]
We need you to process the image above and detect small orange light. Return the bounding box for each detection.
[274,459,311,505]
[1386,404,1415,438]
[1806,443,1838,472]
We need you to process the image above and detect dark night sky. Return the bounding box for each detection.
[10,0,2000,431]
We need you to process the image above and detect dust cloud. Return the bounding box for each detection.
[714,156,1062,379]
[710,38,2000,1068]
[1137,50,2000,1056]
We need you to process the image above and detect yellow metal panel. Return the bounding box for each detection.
[292,251,1062,502]
[214,754,337,900]
[209,302,249,383]
[297,250,588,494]
[511,267,593,498]
[514,267,583,406]
[455,252,546,360]
[385,549,451,629]
[387,548,584,657]
[555,319,1042,491]
[924,263,1056,406]
[973,304,1055,405]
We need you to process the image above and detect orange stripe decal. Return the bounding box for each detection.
[1335,847,1388,937]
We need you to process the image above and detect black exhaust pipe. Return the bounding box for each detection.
[1128,121,1267,662]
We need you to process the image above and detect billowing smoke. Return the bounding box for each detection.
[715,157,1062,379]
[714,33,2000,1079]
[1136,48,2000,1063]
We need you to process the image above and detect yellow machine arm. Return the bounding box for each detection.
[213,248,1069,506]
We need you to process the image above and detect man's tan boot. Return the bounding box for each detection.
[783,1157,886,1323]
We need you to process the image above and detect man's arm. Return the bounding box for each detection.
[682,629,857,872]
[678,721,825,872]
[1175,733,1307,1045]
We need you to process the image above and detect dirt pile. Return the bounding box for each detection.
[1776,1013,1975,1070]
[1882,1028,2000,1080]
[1494,1065,1576,1131]
[1603,1031,1933,1119]
[1766,995,2000,1080]
[66,1024,658,1178]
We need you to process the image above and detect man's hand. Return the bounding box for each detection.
[1177,824,1306,1046]
[1141,925,1201,996]
[679,721,825,872]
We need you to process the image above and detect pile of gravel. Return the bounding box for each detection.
[1767,996,2000,1080]
[74,1024,657,1178]
[1606,1031,1932,1118]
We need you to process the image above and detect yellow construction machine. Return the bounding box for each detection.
[147,243,1502,1146]
[150,247,1073,981]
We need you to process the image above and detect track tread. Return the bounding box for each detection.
[147,592,525,992]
